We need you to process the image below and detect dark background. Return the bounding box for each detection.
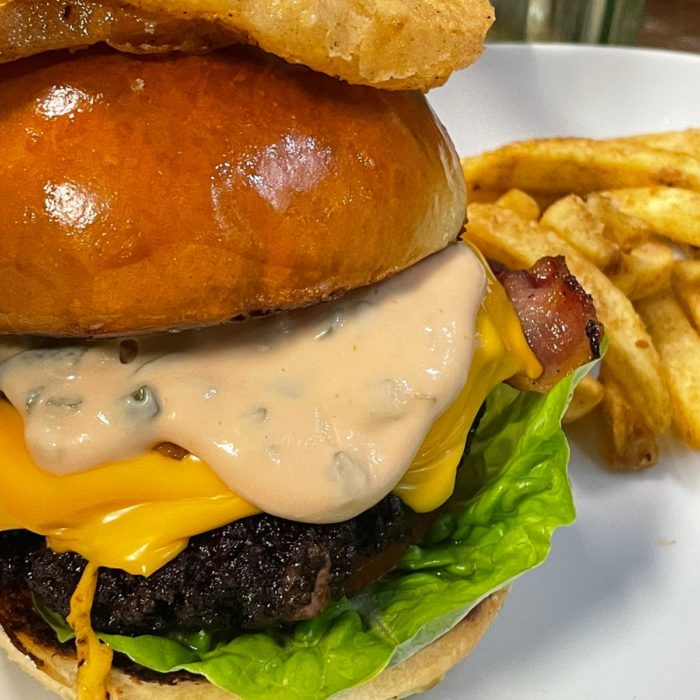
[638,0,700,52]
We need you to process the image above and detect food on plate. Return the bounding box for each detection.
[0,0,494,90]
[637,294,700,449]
[466,202,670,433]
[583,192,654,250]
[598,187,700,247]
[0,49,469,336]
[463,137,700,201]
[608,240,674,302]
[0,0,241,59]
[0,15,604,700]
[598,365,658,470]
[540,194,620,271]
[494,188,540,221]
[562,375,604,425]
[489,256,601,393]
[461,129,700,469]
[673,260,700,331]
[615,128,700,159]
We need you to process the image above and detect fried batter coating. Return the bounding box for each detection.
[0,0,494,90]
[0,0,243,58]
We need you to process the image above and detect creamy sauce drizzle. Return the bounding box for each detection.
[0,245,485,522]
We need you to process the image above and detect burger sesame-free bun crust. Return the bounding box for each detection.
[0,0,494,91]
[0,48,465,336]
[0,589,507,699]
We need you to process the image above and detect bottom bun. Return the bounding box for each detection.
[0,588,508,699]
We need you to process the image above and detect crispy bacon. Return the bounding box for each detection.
[493,256,603,393]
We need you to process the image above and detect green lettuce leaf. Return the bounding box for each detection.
[36,362,593,699]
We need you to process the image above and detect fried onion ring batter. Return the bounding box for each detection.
[0,0,494,90]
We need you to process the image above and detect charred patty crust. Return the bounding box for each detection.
[0,494,419,636]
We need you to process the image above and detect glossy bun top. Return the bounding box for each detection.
[0,48,465,336]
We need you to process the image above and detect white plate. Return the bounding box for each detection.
[2,44,699,700]
[424,44,700,700]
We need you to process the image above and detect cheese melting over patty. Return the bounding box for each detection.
[0,244,540,575]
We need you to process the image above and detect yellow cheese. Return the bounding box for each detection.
[67,562,113,700]
[0,408,260,576]
[0,264,539,578]
[0,252,541,697]
[394,260,541,511]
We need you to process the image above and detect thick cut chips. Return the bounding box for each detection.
[463,138,700,199]
[637,294,700,449]
[462,129,700,468]
[601,187,700,246]
[465,203,671,439]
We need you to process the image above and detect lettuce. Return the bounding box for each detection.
[37,363,592,699]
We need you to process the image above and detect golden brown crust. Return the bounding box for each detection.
[0,0,494,90]
[0,589,507,699]
[0,0,245,60]
[0,47,465,336]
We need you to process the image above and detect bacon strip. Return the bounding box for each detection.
[492,256,603,393]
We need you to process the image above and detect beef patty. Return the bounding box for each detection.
[0,494,420,636]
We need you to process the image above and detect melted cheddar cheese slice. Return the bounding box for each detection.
[0,258,539,578]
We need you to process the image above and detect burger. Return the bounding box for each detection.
[0,4,602,699]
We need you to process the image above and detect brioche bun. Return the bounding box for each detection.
[0,47,465,337]
[0,588,507,699]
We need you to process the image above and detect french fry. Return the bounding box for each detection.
[465,203,552,268]
[679,244,700,260]
[585,193,654,251]
[672,260,700,331]
[540,194,619,271]
[602,186,700,246]
[461,138,700,198]
[613,128,700,160]
[466,184,504,204]
[495,189,540,221]
[466,203,671,434]
[599,366,659,470]
[637,293,700,449]
[563,374,604,424]
[608,240,674,302]
[465,129,700,467]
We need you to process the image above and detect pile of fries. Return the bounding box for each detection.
[462,129,700,469]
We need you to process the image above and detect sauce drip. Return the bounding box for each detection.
[67,562,113,699]
[0,245,484,523]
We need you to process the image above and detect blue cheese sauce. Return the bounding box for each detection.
[0,244,485,523]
